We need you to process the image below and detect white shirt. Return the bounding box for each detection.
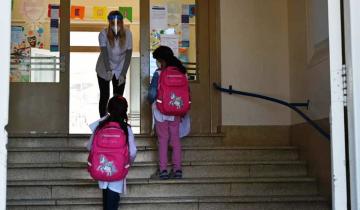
[152,102,176,122]
[99,29,133,79]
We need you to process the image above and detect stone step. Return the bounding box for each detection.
[7,196,330,210]
[7,146,299,164]
[7,177,319,200]
[7,161,308,180]
[8,134,224,148]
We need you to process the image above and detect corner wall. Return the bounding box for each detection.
[287,0,331,199]
[219,0,332,197]
[220,0,291,126]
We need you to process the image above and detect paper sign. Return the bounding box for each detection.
[50,27,59,51]
[49,4,60,19]
[181,24,190,41]
[93,6,107,20]
[160,34,179,57]
[11,26,25,47]
[71,6,85,19]
[50,5,60,52]
[119,7,133,22]
[151,6,168,30]
[182,5,189,15]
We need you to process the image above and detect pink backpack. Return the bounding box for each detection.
[156,66,191,116]
[87,122,130,181]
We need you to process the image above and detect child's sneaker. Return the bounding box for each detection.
[173,170,182,179]
[159,170,169,180]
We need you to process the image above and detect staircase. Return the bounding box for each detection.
[6,134,330,210]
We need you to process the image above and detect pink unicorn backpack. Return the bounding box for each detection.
[87,122,130,181]
[156,66,191,116]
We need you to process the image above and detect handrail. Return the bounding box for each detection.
[213,83,330,140]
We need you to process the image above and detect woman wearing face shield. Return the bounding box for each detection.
[96,11,133,117]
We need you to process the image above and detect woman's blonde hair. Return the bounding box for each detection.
[107,11,126,48]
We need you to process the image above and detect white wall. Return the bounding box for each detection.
[288,0,330,124]
[0,0,11,208]
[220,0,291,125]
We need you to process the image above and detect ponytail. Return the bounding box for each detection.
[168,56,186,74]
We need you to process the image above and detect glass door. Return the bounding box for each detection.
[8,0,70,134]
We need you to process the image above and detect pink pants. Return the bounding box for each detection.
[155,118,182,172]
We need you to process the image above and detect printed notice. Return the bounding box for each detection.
[150,5,168,30]
[160,34,179,57]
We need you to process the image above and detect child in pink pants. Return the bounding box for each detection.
[155,117,182,178]
[148,46,188,179]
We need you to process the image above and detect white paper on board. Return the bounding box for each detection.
[150,5,168,30]
[160,34,179,57]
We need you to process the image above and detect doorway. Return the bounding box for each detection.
[69,0,141,134]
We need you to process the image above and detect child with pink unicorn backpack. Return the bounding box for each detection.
[87,96,137,210]
[148,46,191,180]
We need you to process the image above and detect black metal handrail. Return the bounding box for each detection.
[213,83,330,140]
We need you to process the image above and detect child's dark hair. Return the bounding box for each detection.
[97,96,129,143]
[153,46,186,74]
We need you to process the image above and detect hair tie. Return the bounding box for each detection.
[117,96,125,100]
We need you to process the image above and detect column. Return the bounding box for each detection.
[0,0,11,209]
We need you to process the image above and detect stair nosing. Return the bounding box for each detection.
[7,177,317,187]
[7,160,307,169]
[8,133,226,138]
[7,146,298,152]
[6,195,329,206]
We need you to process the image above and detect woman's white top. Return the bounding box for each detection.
[87,118,137,194]
[99,29,133,79]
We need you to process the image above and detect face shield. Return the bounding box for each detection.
[108,14,123,36]
[113,16,118,35]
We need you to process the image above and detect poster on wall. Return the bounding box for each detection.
[21,0,47,49]
[11,26,26,49]
[160,34,179,57]
[179,47,189,63]
[167,1,181,26]
[10,26,31,82]
[23,27,45,49]
[93,6,107,20]
[181,4,190,48]
[71,5,85,19]
[10,49,31,83]
[50,4,60,52]
[119,7,133,22]
[150,5,168,31]
[150,30,161,50]
[181,24,190,43]
[22,0,46,24]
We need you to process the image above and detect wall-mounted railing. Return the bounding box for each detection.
[213,83,330,140]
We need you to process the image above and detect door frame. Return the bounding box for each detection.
[344,0,360,208]
[328,0,348,208]
[139,0,222,134]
